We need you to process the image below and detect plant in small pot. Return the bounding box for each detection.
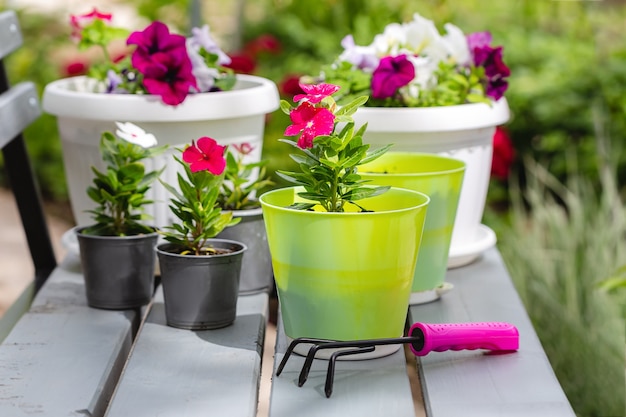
[216,143,275,294]
[157,137,246,330]
[308,13,511,267]
[42,8,279,228]
[76,122,166,310]
[260,83,430,359]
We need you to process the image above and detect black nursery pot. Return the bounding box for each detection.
[156,239,246,330]
[75,227,159,310]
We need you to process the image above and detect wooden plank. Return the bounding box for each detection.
[0,255,138,417]
[269,317,416,417]
[409,248,576,417]
[0,82,41,149]
[0,10,22,60]
[0,282,34,343]
[105,289,268,417]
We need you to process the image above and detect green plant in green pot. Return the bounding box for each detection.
[260,82,430,359]
[156,137,246,330]
[76,122,167,310]
[216,143,275,294]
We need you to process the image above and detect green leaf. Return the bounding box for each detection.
[359,144,393,165]
[275,170,313,186]
[287,202,316,211]
[280,100,293,115]
[342,186,390,201]
[336,95,369,117]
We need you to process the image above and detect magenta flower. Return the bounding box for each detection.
[467,32,510,101]
[182,137,226,175]
[127,21,197,105]
[371,55,415,100]
[284,102,335,149]
[293,83,341,104]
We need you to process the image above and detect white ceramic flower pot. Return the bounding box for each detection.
[352,98,510,267]
[42,75,279,228]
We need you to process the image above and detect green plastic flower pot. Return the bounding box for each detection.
[260,186,429,358]
[360,152,465,304]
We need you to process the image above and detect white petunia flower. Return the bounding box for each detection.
[115,122,158,148]
[443,23,471,66]
[371,23,407,57]
[406,55,437,89]
[403,13,442,53]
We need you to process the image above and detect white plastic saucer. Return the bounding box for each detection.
[61,227,80,257]
[447,224,497,269]
[409,282,454,305]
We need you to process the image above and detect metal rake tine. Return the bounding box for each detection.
[324,346,376,398]
[298,343,323,386]
[298,339,389,386]
[276,337,333,377]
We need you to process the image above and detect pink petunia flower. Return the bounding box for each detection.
[127,21,197,105]
[70,8,112,41]
[182,137,226,175]
[232,142,255,155]
[284,102,335,149]
[371,55,415,100]
[294,83,341,104]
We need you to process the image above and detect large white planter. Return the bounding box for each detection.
[42,75,279,228]
[353,98,510,267]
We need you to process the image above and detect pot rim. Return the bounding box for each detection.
[42,74,280,122]
[222,206,263,218]
[74,225,159,240]
[259,186,429,217]
[352,97,510,133]
[359,152,466,178]
[156,239,247,258]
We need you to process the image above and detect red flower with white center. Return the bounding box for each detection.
[284,102,335,149]
[182,137,226,175]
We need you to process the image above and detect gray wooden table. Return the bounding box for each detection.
[0,249,575,417]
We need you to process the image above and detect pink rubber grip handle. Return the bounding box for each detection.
[408,322,519,356]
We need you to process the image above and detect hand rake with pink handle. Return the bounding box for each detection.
[276,321,519,397]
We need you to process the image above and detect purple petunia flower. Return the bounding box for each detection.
[467,32,510,101]
[371,55,415,100]
[127,21,197,105]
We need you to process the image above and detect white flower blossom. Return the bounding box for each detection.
[115,122,158,148]
[442,23,471,66]
[371,23,407,57]
[406,55,436,89]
